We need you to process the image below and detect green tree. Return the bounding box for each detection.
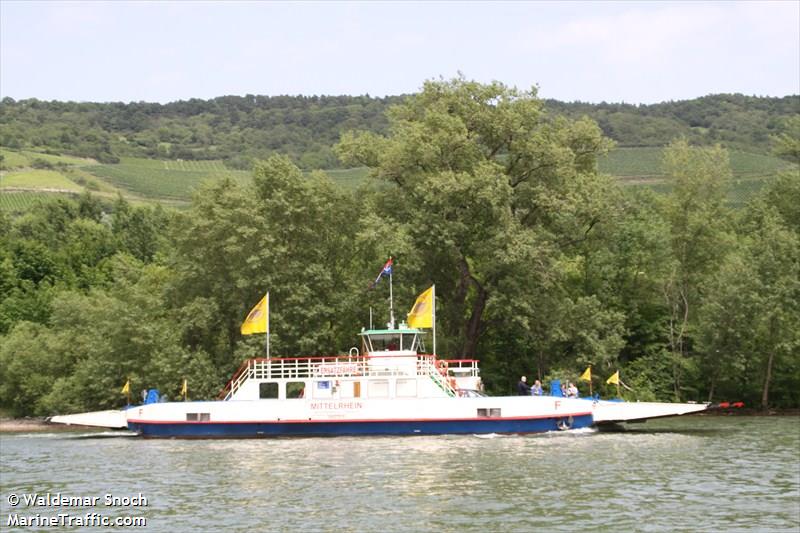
[698,203,799,407]
[661,139,732,399]
[771,115,800,164]
[0,254,219,416]
[0,322,65,415]
[167,158,387,376]
[337,77,615,360]
[111,196,168,262]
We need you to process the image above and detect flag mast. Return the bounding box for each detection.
[580,365,592,397]
[432,284,436,356]
[241,293,270,355]
[370,257,394,328]
[266,292,270,359]
[389,267,395,329]
[407,286,435,355]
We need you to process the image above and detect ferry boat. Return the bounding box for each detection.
[52,324,596,437]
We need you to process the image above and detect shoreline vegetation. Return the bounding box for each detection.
[3,409,799,434]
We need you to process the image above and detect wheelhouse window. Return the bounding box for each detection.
[402,333,419,352]
[370,334,401,351]
[364,332,420,352]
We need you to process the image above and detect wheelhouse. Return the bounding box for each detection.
[359,326,425,355]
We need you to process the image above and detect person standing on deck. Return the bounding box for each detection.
[567,382,579,398]
[531,380,543,396]
[517,376,532,395]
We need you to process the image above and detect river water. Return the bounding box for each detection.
[1,416,798,532]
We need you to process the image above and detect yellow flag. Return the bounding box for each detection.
[407,286,434,328]
[579,366,591,382]
[241,293,269,335]
[180,379,188,396]
[121,380,130,394]
[606,371,620,385]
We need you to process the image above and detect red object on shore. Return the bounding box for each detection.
[719,402,730,408]
[731,402,744,408]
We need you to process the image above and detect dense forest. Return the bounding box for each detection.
[546,94,799,153]
[0,79,798,416]
[1,92,797,170]
[0,95,404,169]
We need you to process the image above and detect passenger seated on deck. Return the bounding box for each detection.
[517,376,532,396]
[531,380,543,396]
[567,382,578,398]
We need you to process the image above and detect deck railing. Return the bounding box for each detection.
[219,355,478,400]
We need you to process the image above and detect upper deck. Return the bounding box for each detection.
[219,327,480,401]
[218,354,480,401]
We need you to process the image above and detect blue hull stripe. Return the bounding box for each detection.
[128,414,593,438]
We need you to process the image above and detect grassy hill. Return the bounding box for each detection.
[2,91,797,213]
[0,148,376,213]
[85,158,251,200]
[2,145,794,214]
[599,148,796,205]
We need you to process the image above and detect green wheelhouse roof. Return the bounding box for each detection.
[360,328,424,336]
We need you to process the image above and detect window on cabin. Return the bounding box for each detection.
[396,379,417,397]
[477,408,501,418]
[314,380,333,399]
[287,381,305,399]
[259,382,279,399]
[369,380,389,398]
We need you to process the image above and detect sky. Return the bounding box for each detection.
[1,0,798,104]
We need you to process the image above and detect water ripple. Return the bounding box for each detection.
[1,416,798,532]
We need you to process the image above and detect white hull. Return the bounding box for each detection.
[591,400,710,424]
[128,395,590,424]
[124,395,595,437]
[48,409,129,429]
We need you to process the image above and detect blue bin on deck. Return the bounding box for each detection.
[144,389,160,405]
